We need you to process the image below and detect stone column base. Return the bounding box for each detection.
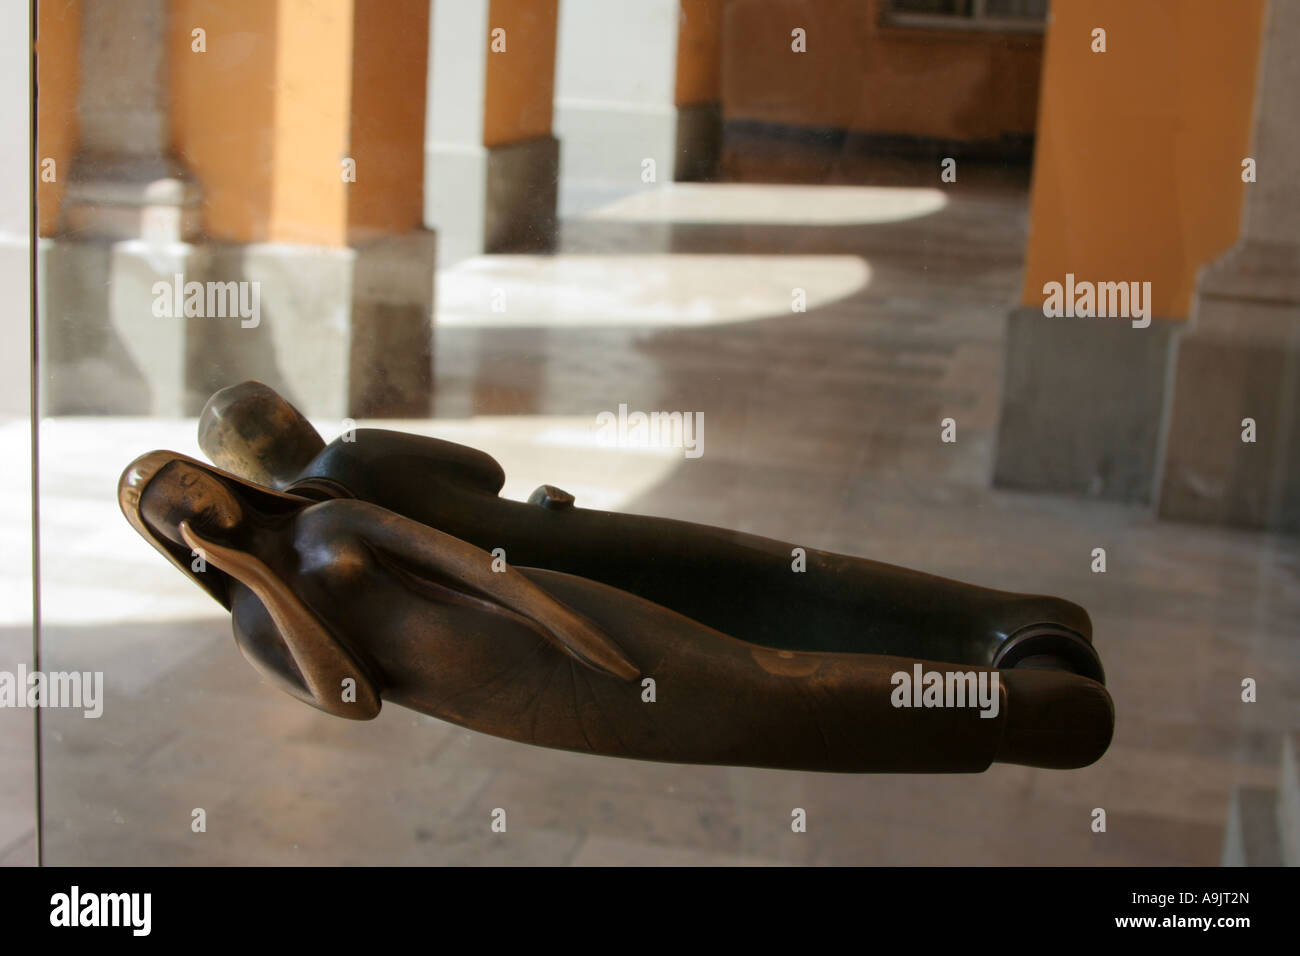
[993,307,1180,504]
[60,154,202,243]
[39,231,436,420]
[39,237,200,416]
[1156,240,1300,532]
[674,101,722,182]
[486,135,560,256]
[426,134,559,270]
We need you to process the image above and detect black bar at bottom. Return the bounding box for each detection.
[0,865,1282,941]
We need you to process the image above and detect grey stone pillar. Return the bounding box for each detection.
[61,0,199,242]
[43,0,204,416]
[993,308,1178,503]
[42,3,438,420]
[1157,0,1300,531]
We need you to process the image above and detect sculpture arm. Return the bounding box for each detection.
[179,520,382,720]
[306,500,640,682]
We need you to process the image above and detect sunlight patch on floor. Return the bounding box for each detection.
[581,182,949,226]
[437,253,870,327]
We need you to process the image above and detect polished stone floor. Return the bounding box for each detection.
[5,172,1298,865]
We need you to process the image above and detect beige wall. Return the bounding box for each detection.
[1020,0,1266,318]
[721,0,1043,141]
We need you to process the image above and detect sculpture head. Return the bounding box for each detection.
[118,450,309,607]
[118,450,385,718]
[141,460,244,543]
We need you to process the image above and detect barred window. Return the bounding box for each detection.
[885,0,1048,32]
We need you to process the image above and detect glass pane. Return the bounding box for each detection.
[2,4,35,869]
[29,0,1294,871]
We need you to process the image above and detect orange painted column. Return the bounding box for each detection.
[994,0,1267,507]
[676,0,724,108]
[168,0,429,247]
[36,0,82,238]
[426,0,560,266]
[483,0,558,149]
[1019,0,1265,320]
[346,0,429,242]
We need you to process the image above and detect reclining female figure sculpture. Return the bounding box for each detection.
[117,382,1114,773]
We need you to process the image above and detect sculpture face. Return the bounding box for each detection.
[118,449,309,609]
[139,459,245,548]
